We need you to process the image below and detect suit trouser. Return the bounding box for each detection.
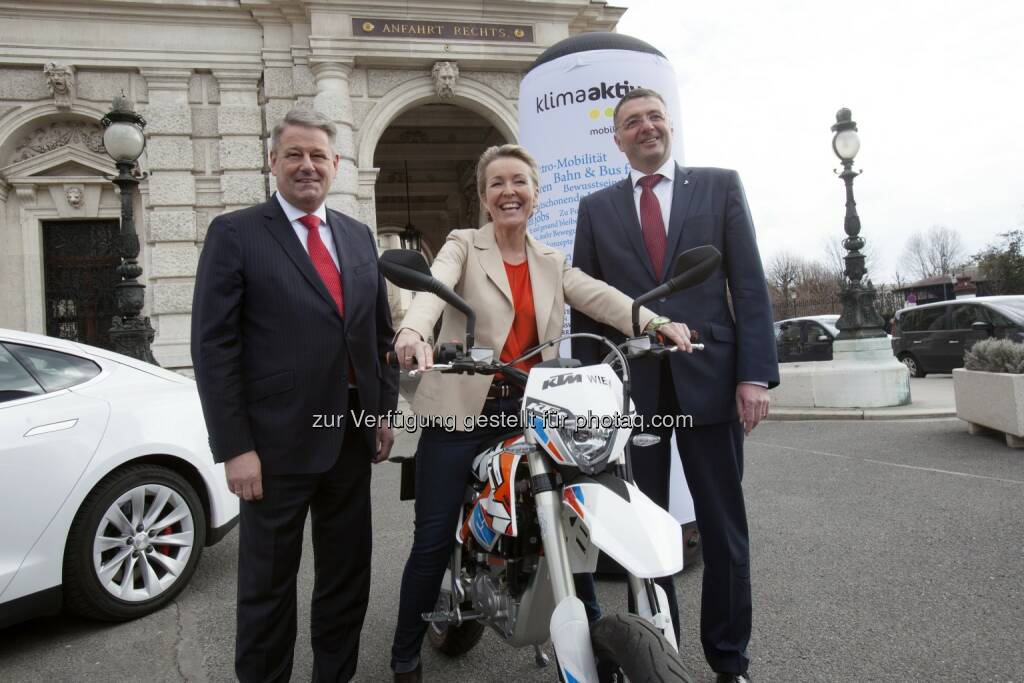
[632,382,752,675]
[236,402,372,683]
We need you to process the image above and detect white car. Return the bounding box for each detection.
[0,328,238,627]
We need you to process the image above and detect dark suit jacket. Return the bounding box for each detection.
[571,165,779,426]
[191,197,399,475]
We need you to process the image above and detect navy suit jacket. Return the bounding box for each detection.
[571,165,779,426]
[191,197,399,475]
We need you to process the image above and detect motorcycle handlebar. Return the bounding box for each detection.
[384,341,463,369]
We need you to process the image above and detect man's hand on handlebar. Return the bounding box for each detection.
[394,328,434,371]
[654,322,694,353]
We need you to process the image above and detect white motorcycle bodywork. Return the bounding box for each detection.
[444,363,681,681]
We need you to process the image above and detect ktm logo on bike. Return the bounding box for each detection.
[541,373,582,390]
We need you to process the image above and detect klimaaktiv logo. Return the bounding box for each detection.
[534,80,641,118]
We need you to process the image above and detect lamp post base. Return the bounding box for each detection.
[836,282,887,340]
[772,338,910,408]
[110,315,158,365]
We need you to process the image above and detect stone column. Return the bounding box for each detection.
[138,68,196,369]
[213,69,265,213]
[251,7,303,143]
[310,60,359,219]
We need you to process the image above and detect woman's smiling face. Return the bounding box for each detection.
[482,157,538,230]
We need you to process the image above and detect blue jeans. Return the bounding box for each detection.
[390,398,600,672]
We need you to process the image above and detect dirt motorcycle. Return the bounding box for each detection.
[379,245,721,683]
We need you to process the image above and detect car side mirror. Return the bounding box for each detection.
[817,334,830,342]
[971,321,995,336]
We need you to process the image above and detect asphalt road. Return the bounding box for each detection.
[2,416,1022,682]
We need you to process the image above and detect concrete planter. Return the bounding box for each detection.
[953,368,1024,447]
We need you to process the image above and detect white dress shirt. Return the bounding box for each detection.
[275,193,340,271]
[628,157,676,234]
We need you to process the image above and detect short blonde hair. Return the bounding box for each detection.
[475,144,541,200]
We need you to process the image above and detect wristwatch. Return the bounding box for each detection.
[644,316,671,333]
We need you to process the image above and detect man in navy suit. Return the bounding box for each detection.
[571,88,778,683]
[191,108,398,682]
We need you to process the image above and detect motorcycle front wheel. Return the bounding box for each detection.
[591,613,692,682]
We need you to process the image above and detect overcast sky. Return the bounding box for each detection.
[615,0,1024,282]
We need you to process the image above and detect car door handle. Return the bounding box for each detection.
[912,340,923,344]
[24,419,78,437]
[948,340,960,344]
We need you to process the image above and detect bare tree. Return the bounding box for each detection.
[765,251,847,317]
[765,251,804,299]
[899,225,965,280]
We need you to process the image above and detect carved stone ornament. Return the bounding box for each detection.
[65,185,84,208]
[44,62,75,110]
[431,61,459,100]
[13,121,105,162]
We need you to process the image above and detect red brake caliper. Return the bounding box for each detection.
[157,526,173,555]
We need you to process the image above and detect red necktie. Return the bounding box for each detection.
[638,174,667,280]
[298,214,344,318]
[298,214,355,386]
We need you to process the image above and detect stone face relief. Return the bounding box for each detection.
[431,61,459,100]
[65,185,84,208]
[44,62,75,109]
[13,121,106,162]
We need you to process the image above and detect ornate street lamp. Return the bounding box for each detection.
[399,160,421,252]
[831,108,886,340]
[101,92,157,363]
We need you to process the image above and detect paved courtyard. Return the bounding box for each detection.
[2,383,1021,681]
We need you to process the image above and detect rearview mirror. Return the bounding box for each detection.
[378,249,434,293]
[378,249,479,349]
[631,245,723,335]
[664,246,722,294]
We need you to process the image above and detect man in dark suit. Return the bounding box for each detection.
[571,88,778,683]
[191,108,398,682]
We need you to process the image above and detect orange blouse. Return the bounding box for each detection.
[500,260,540,373]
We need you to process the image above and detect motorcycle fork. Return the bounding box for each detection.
[527,451,600,682]
[526,451,575,601]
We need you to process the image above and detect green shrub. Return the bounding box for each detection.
[964,338,1024,373]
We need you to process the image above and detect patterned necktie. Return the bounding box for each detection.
[638,174,667,280]
[298,214,344,318]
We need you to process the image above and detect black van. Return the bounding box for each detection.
[891,295,1024,376]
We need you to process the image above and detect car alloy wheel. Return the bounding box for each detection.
[64,464,206,621]
[92,482,196,602]
[900,353,926,378]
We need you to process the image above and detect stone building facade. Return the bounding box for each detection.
[0,0,623,371]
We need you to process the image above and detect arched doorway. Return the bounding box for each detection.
[373,103,507,259]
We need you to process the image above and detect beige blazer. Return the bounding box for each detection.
[401,222,656,431]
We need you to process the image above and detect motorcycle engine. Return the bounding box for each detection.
[470,572,517,638]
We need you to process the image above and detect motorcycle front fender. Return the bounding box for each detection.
[562,476,683,578]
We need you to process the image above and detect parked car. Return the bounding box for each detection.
[774,314,840,362]
[892,296,1024,377]
[0,329,238,628]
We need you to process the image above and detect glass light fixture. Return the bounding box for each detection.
[101,93,147,163]
[833,128,860,161]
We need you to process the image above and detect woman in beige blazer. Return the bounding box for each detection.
[389,144,692,682]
